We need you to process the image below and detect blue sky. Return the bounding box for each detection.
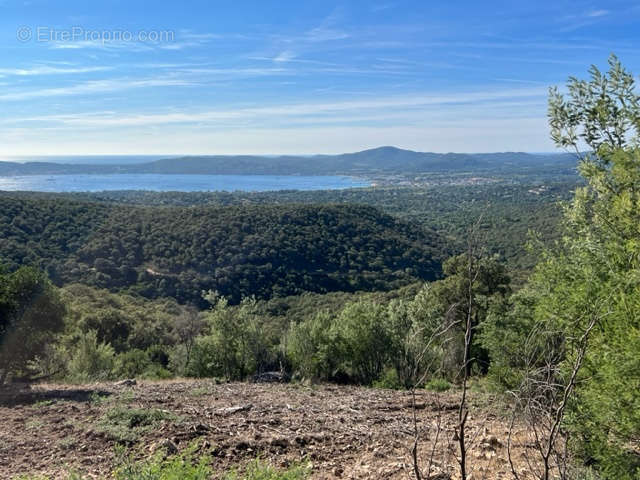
[0,0,638,156]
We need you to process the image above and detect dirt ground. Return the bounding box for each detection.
[0,379,540,479]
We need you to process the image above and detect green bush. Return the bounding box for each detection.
[67,330,115,382]
[332,300,390,384]
[425,377,452,392]
[113,346,173,380]
[286,311,337,381]
[12,453,309,480]
[225,460,310,480]
[114,349,151,378]
[98,406,178,443]
[114,444,210,480]
[0,267,66,382]
[372,367,403,390]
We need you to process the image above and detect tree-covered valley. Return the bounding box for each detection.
[0,196,444,304]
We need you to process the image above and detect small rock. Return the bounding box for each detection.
[216,404,252,416]
[152,439,178,456]
[115,379,137,387]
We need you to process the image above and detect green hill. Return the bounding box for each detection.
[0,194,443,305]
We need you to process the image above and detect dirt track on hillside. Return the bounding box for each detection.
[0,380,539,479]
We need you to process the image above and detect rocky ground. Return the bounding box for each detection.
[0,379,540,479]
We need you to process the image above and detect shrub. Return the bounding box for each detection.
[98,406,178,443]
[0,267,66,382]
[286,311,337,381]
[114,444,210,480]
[114,349,151,378]
[225,459,310,480]
[425,377,452,392]
[372,367,403,390]
[332,300,390,384]
[67,330,115,382]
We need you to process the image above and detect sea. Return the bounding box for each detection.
[0,174,369,193]
[0,156,369,192]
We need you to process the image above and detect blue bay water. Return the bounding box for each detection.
[0,174,369,192]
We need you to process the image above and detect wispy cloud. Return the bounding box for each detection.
[8,87,547,128]
[557,8,612,32]
[159,31,252,50]
[0,77,196,102]
[50,39,154,52]
[586,9,609,17]
[47,30,229,52]
[273,50,297,62]
[0,65,111,76]
[371,3,397,13]
[260,9,351,65]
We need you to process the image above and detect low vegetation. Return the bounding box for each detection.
[15,444,309,480]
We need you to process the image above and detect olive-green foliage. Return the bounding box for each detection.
[410,254,511,378]
[114,447,211,480]
[424,378,452,392]
[480,287,538,390]
[66,330,116,382]
[372,367,404,390]
[0,266,66,381]
[286,311,337,381]
[113,348,172,379]
[98,406,178,443]
[187,293,278,380]
[286,298,401,385]
[286,299,392,385]
[547,58,640,479]
[224,460,310,480]
[286,255,509,387]
[60,284,185,353]
[484,56,640,479]
[332,300,391,384]
[0,196,443,306]
[30,285,193,381]
[549,54,639,153]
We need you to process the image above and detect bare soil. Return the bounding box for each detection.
[0,379,538,479]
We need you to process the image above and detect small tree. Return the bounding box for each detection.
[0,267,66,383]
[496,55,640,479]
[286,311,337,381]
[173,307,205,374]
[333,300,390,384]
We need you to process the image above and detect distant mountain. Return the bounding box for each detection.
[0,146,577,176]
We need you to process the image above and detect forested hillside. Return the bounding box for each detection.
[0,195,443,305]
[60,181,575,278]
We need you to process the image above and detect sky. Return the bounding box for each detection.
[0,0,639,156]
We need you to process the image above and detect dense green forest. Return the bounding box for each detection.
[107,181,573,278]
[4,180,575,278]
[0,196,443,305]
